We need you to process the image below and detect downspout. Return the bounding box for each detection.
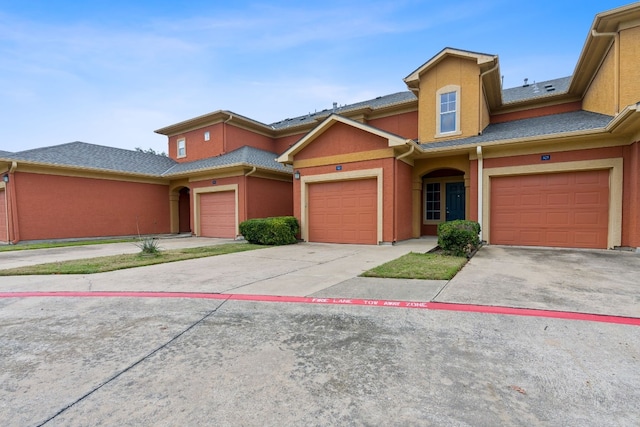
[3,177,8,244]
[243,166,257,235]
[396,142,415,161]
[478,60,499,135]
[476,146,483,242]
[591,29,619,114]
[223,113,233,153]
[7,161,18,244]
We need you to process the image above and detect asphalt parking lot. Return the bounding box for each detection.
[1,239,639,426]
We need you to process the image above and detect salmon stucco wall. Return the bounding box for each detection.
[13,172,170,241]
[0,189,7,242]
[169,122,225,162]
[368,111,418,140]
[246,177,293,220]
[225,125,276,154]
[275,133,307,155]
[295,122,390,161]
[395,160,413,241]
[483,145,624,169]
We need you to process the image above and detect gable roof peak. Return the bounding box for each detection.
[404,48,498,89]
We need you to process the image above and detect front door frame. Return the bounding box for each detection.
[445,181,465,221]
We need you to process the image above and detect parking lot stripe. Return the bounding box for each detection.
[1,291,638,326]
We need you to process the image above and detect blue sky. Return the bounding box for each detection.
[0,0,631,154]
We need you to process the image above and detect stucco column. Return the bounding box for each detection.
[169,192,179,234]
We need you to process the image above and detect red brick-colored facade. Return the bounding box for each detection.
[9,172,170,241]
[2,4,639,250]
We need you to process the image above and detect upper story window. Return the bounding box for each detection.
[440,92,456,133]
[204,131,210,141]
[436,85,461,137]
[177,138,186,158]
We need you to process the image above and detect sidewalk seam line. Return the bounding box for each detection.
[36,296,230,426]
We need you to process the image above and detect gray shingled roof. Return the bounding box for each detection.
[3,142,177,175]
[419,110,613,150]
[164,146,291,176]
[502,76,572,103]
[268,76,572,132]
[2,142,291,177]
[270,91,417,130]
[0,150,13,157]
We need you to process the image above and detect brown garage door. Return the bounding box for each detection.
[308,179,377,244]
[0,190,7,242]
[199,191,236,238]
[490,170,609,249]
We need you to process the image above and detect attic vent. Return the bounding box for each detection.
[544,84,555,92]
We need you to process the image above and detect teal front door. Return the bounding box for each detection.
[445,182,465,221]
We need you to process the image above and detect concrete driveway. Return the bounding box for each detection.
[437,245,640,318]
[1,239,639,426]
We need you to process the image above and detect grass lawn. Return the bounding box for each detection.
[0,238,137,252]
[361,251,468,280]
[0,243,265,275]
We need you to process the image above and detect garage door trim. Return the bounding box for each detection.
[300,168,383,244]
[482,158,622,249]
[193,184,238,238]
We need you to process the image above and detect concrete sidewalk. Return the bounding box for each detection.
[0,236,235,270]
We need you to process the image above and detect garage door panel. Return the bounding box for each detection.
[199,191,235,238]
[575,192,602,205]
[547,193,570,205]
[308,179,377,245]
[546,212,569,225]
[491,170,608,249]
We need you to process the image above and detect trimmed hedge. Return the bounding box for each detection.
[239,216,300,246]
[437,220,481,257]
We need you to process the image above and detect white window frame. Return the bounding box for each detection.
[435,85,461,138]
[204,131,210,141]
[177,138,186,158]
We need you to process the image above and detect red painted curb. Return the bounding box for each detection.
[1,291,638,326]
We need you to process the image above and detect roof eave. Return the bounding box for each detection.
[569,3,640,97]
[416,127,615,157]
[404,48,497,87]
[155,110,275,137]
[163,162,292,179]
[5,159,170,181]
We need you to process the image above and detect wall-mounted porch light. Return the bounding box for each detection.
[294,171,300,180]
[2,174,8,183]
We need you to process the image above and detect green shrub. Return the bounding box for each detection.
[437,220,481,257]
[135,237,161,255]
[239,216,299,245]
